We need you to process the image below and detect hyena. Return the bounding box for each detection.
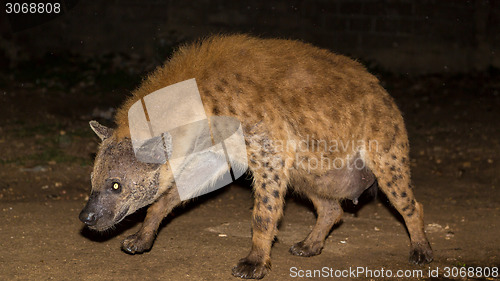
[79,34,433,279]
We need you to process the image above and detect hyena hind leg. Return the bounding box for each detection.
[369,151,433,265]
[290,195,342,257]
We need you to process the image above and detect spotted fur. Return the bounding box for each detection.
[81,34,433,280]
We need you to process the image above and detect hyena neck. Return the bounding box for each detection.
[155,164,177,200]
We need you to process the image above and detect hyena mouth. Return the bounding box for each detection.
[114,206,130,224]
[90,206,131,231]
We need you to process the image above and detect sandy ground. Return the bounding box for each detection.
[0,69,498,280]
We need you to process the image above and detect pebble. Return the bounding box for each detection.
[426,223,444,233]
[20,166,47,172]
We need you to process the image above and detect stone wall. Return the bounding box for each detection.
[1,0,498,74]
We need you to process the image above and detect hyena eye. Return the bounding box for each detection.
[111,182,122,193]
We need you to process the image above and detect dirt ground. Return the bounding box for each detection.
[0,60,498,280]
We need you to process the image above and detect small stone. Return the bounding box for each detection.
[20,165,47,172]
[218,233,227,237]
[426,223,444,233]
[374,227,380,231]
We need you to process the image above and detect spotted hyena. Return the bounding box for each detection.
[79,34,433,279]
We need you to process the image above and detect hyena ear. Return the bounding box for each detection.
[89,120,113,141]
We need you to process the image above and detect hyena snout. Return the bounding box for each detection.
[79,210,97,226]
[79,192,120,230]
[79,199,102,227]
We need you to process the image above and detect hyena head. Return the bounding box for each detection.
[79,121,168,231]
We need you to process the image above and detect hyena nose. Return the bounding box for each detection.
[79,210,97,226]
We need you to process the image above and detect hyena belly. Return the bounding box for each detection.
[290,152,376,202]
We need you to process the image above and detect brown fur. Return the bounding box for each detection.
[88,34,432,279]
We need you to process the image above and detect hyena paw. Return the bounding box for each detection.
[409,242,433,265]
[121,232,154,254]
[289,241,323,257]
[232,258,271,279]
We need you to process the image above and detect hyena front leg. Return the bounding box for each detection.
[232,152,290,279]
[290,195,342,257]
[122,188,181,254]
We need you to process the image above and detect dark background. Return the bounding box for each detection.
[1,0,499,74]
